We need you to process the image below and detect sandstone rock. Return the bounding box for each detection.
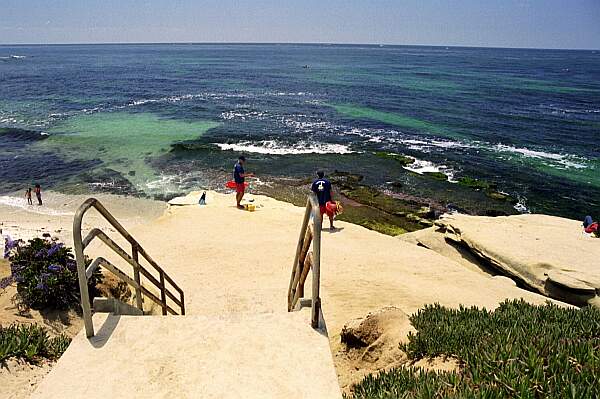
[438,214,600,307]
[341,306,414,348]
[398,226,491,275]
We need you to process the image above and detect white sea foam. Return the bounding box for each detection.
[402,138,476,152]
[0,55,26,60]
[542,105,600,114]
[215,140,355,155]
[126,90,304,109]
[513,196,530,214]
[0,196,74,216]
[220,110,268,120]
[493,144,588,169]
[402,158,456,181]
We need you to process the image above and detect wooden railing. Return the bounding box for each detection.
[73,198,185,338]
[287,194,322,328]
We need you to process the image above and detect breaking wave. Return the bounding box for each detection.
[214,140,355,155]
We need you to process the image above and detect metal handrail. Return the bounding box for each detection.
[287,194,322,328]
[74,198,185,338]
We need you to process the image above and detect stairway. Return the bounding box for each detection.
[31,311,341,398]
[32,196,341,398]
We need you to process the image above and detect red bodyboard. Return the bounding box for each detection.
[226,181,249,189]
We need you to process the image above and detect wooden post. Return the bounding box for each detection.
[180,291,185,315]
[311,200,322,329]
[287,199,312,310]
[159,271,167,316]
[132,243,143,312]
[297,251,313,300]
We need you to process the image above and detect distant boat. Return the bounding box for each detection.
[302,65,310,69]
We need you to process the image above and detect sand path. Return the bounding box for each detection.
[98,192,552,329]
[82,192,554,390]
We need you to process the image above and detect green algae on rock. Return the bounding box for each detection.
[422,171,448,181]
[374,152,415,167]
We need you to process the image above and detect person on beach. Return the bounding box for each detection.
[34,184,42,205]
[583,215,599,236]
[311,171,335,230]
[25,188,33,205]
[234,156,254,209]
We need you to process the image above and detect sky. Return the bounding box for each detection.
[1,0,599,49]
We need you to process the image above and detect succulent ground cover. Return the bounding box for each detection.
[1,237,103,363]
[0,323,71,363]
[350,300,600,399]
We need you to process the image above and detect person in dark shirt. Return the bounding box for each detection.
[34,184,42,206]
[311,171,335,229]
[234,156,254,209]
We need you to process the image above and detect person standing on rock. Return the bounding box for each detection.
[311,171,336,230]
[234,156,253,209]
[34,184,43,206]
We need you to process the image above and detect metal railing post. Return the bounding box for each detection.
[73,198,186,338]
[73,206,94,338]
[132,243,143,312]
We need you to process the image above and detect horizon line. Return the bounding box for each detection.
[0,41,598,52]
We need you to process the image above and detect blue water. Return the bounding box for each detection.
[1,44,599,218]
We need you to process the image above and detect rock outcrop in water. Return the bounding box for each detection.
[412,214,600,307]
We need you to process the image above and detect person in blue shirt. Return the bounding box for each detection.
[311,171,335,229]
[234,156,254,209]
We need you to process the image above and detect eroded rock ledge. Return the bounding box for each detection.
[431,214,600,307]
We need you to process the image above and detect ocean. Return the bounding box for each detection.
[1,43,599,218]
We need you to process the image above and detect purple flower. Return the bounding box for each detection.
[11,263,24,274]
[3,235,18,258]
[35,249,47,258]
[46,243,63,257]
[66,260,77,271]
[35,282,47,290]
[48,264,62,272]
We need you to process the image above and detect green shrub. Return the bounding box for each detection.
[0,323,71,363]
[350,300,600,399]
[5,238,102,310]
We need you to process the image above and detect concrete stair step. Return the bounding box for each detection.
[32,311,341,399]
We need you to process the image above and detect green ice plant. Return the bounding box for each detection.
[350,300,600,399]
[0,323,71,363]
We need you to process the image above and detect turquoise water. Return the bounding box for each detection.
[0,44,599,217]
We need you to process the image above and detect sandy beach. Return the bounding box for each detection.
[0,190,575,397]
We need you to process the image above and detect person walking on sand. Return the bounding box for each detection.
[25,188,33,205]
[234,156,254,209]
[34,184,42,205]
[311,171,335,230]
